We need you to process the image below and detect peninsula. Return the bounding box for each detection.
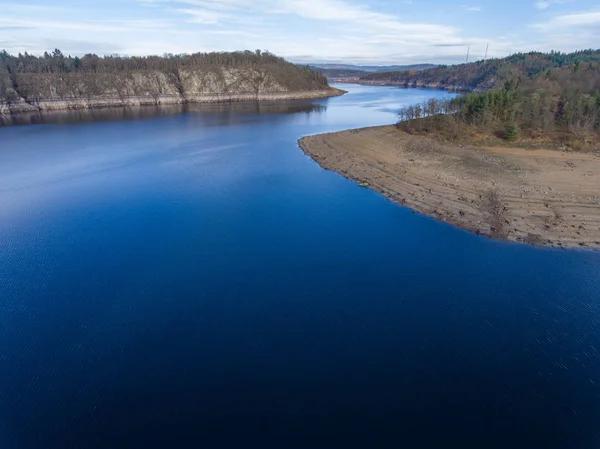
[0,50,344,114]
[300,128,600,248]
[301,50,600,248]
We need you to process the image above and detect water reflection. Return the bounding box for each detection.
[0,101,327,127]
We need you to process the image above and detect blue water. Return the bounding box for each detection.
[0,85,599,449]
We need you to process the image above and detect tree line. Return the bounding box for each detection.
[364,49,600,92]
[0,49,327,77]
[0,49,329,103]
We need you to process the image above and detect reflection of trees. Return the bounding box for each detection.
[186,101,326,115]
[1,101,328,127]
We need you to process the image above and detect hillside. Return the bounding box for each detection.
[396,58,600,149]
[309,66,368,78]
[309,63,437,79]
[360,49,600,92]
[0,50,341,114]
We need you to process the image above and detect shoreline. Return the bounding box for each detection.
[299,126,600,249]
[0,88,346,116]
[329,79,481,93]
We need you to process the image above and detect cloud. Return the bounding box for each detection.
[136,0,465,64]
[41,39,124,55]
[1,0,598,65]
[528,9,600,54]
[0,3,180,56]
[0,38,122,56]
[174,8,223,23]
[2,3,70,14]
[533,11,600,29]
[433,42,469,47]
[535,0,570,9]
[0,18,134,33]
[144,0,458,36]
[0,26,32,30]
[0,14,173,34]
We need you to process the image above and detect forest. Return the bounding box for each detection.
[396,52,600,148]
[365,49,600,92]
[0,49,330,107]
[310,64,437,79]
[397,67,600,146]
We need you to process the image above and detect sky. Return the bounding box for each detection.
[0,0,599,65]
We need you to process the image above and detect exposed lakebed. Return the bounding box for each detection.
[0,85,599,449]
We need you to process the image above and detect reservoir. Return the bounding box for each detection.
[0,85,599,449]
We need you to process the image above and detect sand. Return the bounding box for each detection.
[299,126,600,248]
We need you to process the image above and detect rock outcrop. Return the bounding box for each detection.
[0,51,343,114]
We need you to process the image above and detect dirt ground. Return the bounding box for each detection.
[299,126,600,248]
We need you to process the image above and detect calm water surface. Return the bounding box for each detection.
[0,85,599,449]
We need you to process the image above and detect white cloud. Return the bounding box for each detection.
[535,0,570,9]
[533,11,600,29]
[0,18,142,33]
[1,0,598,65]
[145,0,458,36]
[174,8,223,23]
[139,0,465,63]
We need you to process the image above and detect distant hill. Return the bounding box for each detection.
[310,63,438,72]
[360,49,600,92]
[308,67,368,78]
[308,63,438,79]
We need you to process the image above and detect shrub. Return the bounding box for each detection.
[505,123,519,141]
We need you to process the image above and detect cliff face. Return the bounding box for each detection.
[0,51,341,114]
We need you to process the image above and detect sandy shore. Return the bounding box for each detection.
[299,126,600,248]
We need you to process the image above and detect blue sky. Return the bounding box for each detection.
[0,0,599,64]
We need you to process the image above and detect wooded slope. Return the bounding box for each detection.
[361,50,600,92]
[0,50,333,112]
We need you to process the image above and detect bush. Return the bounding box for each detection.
[505,123,519,141]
